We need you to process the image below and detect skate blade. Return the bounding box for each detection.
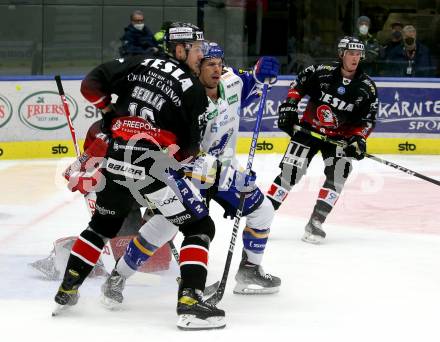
[100,294,122,310]
[203,281,220,298]
[177,314,226,330]
[301,232,324,244]
[52,304,70,316]
[233,283,280,295]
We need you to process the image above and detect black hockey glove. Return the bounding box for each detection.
[345,136,366,160]
[277,100,299,137]
[100,108,118,135]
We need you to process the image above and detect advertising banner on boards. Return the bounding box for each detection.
[0,76,439,158]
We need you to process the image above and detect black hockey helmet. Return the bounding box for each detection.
[337,36,365,59]
[164,22,205,56]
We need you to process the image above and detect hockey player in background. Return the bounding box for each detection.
[267,36,378,244]
[52,22,229,329]
[100,42,281,309]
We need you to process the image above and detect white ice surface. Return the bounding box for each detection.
[1,154,440,342]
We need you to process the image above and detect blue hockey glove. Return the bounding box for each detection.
[233,169,257,193]
[345,136,366,160]
[253,56,279,84]
[218,166,257,194]
[216,168,263,220]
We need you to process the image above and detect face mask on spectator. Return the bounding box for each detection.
[391,31,402,40]
[404,37,416,49]
[358,24,369,35]
[134,23,144,31]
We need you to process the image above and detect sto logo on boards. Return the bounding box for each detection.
[256,141,274,151]
[398,141,416,151]
[52,144,69,154]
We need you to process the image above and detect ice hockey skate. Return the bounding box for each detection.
[52,269,80,316]
[302,218,326,244]
[176,288,226,330]
[100,269,126,309]
[233,252,281,294]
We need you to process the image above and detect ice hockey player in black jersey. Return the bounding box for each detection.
[52,22,226,329]
[267,36,378,244]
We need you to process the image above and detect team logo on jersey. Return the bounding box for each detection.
[208,128,233,157]
[316,105,338,128]
[0,94,13,128]
[337,86,345,95]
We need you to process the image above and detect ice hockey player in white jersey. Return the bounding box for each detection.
[100,42,281,328]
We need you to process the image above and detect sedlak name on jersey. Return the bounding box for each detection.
[319,91,354,111]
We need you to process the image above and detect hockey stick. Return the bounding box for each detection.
[55,75,80,156]
[293,124,440,187]
[207,81,270,305]
[55,75,97,215]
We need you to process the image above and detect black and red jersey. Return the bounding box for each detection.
[287,63,378,139]
[81,54,208,157]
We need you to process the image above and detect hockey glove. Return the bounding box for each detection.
[233,169,257,193]
[100,105,118,135]
[219,166,257,194]
[63,134,109,194]
[277,100,299,137]
[253,56,279,84]
[183,152,220,186]
[345,136,366,160]
[217,168,261,220]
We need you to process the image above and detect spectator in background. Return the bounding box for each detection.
[384,25,435,77]
[354,16,381,75]
[382,21,404,58]
[119,10,158,57]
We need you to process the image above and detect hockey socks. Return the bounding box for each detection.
[62,228,106,288]
[312,187,339,222]
[242,226,269,265]
[179,234,209,291]
[116,235,159,278]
